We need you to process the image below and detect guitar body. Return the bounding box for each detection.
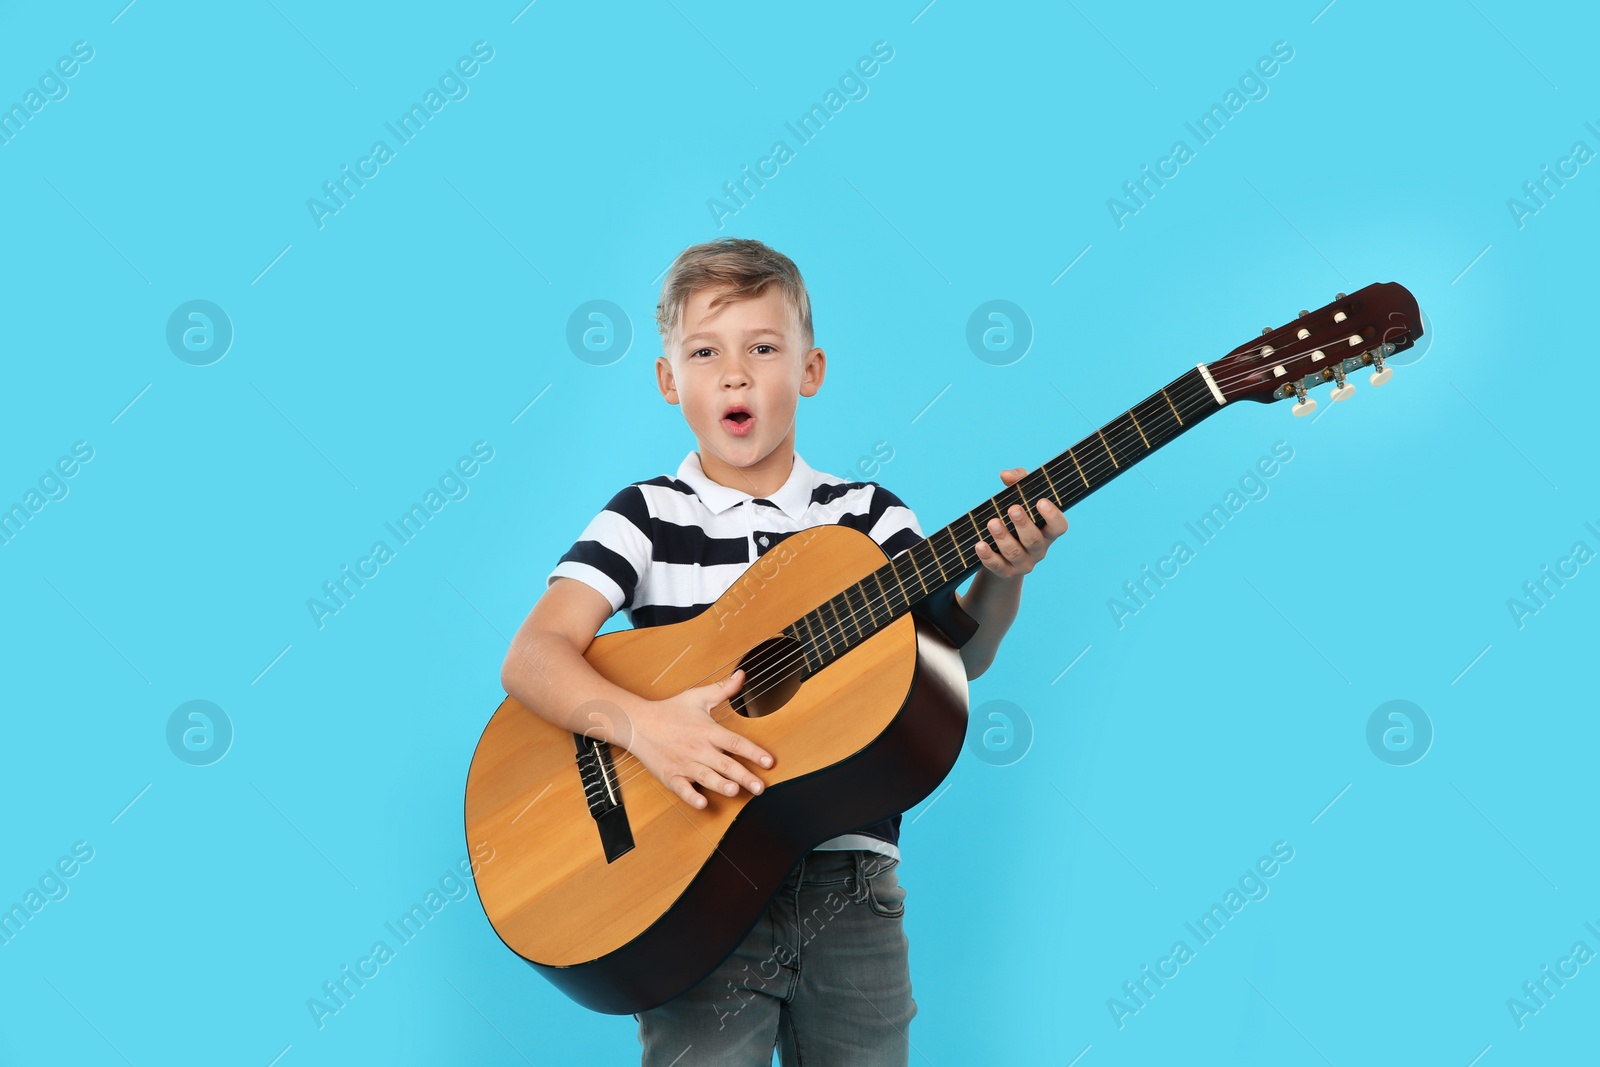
[464,523,970,1015]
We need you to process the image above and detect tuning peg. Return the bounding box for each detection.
[1330,366,1355,402]
[1297,309,1310,318]
[1291,381,1316,417]
[1370,348,1392,387]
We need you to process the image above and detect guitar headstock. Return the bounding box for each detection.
[1206,282,1424,416]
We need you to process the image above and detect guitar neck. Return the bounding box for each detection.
[788,365,1229,675]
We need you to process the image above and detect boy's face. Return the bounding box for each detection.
[656,284,824,492]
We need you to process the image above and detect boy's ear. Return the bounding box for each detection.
[655,355,680,405]
[799,346,826,398]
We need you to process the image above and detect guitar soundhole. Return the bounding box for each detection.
[730,635,805,718]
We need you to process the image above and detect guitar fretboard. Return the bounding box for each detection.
[785,366,1228,676]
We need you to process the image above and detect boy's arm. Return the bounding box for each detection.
[500,577,773,808]
[956,569,1024,680]
[500,576,648,745]
[955,466,1069,680]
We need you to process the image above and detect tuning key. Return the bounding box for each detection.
[1291,381,1317,417]
[1330,366,1355,402]
[1370,348,1393,386]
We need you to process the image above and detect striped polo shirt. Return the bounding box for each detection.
[547,449,924,860]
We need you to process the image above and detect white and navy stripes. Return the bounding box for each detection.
[548,450,923,860]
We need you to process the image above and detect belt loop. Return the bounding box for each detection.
[850,850,867,904]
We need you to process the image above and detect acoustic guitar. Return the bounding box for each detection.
[464,281,1425,1014]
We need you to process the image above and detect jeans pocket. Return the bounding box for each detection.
[862,855,906,919]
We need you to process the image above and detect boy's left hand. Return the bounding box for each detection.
[974,467,1068,579]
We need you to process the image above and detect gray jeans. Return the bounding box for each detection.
[635,848,917,1066]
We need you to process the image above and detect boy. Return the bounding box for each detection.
[499,237,1067,1065]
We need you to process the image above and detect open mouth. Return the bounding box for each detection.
[721,406,754,436]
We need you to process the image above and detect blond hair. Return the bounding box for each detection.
[655,237,814,352]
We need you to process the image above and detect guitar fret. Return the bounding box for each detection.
[1005,483,1028,525]
[804,619,823,672]
[822,601,842,655]
[1068,446,1090,488]
[810,608,831,659]
[845,592,864,641]
[1128,409,1150,449]
[789,622,818,674]
[904,544,927,595]
[1040,463,1063,506]
[1161,387,1184,425]
[1096,429,1119,469]
[972,512,991,552]
[887,559,909,609]
[845,585,868,635]
[836,592,855,643]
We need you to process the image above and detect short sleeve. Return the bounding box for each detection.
[866,484,924,560]
[547,484,653,615]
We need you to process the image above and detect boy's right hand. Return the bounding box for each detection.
[625,669,774,810]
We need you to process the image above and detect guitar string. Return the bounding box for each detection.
[588,339,1375,797]
[687,327,1377,703]
[588,378,1229,798]
[614,338,1347,714]
[588,336,1384,795]
[587,342,1371,796]
[587,373,1240,795]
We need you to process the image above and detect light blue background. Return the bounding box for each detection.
[1,1,1594,1064]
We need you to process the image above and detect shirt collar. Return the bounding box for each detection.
[676,450,816,521]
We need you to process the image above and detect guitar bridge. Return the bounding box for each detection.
[574,733,635,863]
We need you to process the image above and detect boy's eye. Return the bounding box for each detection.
[691,348,713,358]
[754,344,776,354]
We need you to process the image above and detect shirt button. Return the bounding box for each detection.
[758,536,770,547]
